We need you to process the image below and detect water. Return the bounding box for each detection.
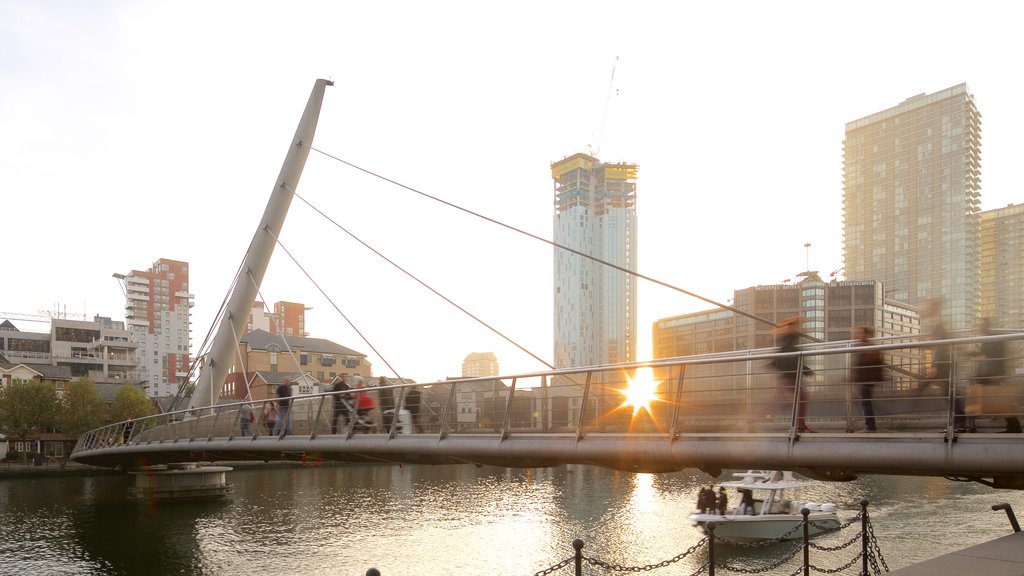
[1,464,1023,575]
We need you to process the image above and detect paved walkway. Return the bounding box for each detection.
[890,530,1024,576]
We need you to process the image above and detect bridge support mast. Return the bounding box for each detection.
[188,79,333,411]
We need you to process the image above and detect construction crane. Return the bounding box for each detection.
[592,56,620,158]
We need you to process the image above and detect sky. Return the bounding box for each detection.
[2,1,1022,383]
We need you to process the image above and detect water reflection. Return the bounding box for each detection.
[2,465,1024,575]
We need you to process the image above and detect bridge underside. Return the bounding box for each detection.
[72,431,1024,490]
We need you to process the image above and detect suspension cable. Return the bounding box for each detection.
[291,189,555,370]
[310,147,779,329]
[262,226,407,382]
[247,273,308,383]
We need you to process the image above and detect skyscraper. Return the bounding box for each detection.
[121,258,193,398]
[551,153,638,368]
[980,204,1024,330]
[843,83,982,330]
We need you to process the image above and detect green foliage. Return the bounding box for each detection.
[0,379,59,443]
[109,385,155,422]
[58,378,108,437]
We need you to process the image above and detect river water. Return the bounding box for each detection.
[1,464,1022,576]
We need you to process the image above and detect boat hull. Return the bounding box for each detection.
[689,512,840,542]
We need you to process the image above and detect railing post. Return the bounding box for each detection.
[992,503,1021,532]
[861,499,869,576]
[707,522,716,576]
[801,507,810,576]
[572,538,584,576]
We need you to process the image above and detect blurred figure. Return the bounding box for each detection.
[971,318,1021,433]
[773,317,814,432]
[377,376,395,432]
[272,378,293,437]
[354,376,376,431]
[330,376,352,434]
[923,299,966,430]
[262,401,277,435]
[850,326,883,432]
[239,401,253,437]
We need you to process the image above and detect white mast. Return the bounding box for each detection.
[187,79,333,411]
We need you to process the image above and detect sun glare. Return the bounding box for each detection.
[618,368,661,417]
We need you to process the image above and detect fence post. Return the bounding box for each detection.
[992,503,1021,532]
[707,522,716,576]
[572,538,584,576]
[801,507,810,576]
[861,499,869,576]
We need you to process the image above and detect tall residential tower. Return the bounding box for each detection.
[980,204,1024,330]
[120,258,193,397]
[843,84,982,330]
[552,153,638,368]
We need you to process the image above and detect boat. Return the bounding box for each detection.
[689,470,840,543]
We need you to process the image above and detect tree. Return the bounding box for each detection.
[0,379,59,463]
[109,385,155,422]
[58,378,108,437]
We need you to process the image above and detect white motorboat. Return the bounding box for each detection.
[689,470,840,543]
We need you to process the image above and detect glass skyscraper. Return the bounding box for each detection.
[843,84,982,331]
[551,153,638,368]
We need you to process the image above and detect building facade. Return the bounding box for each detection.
[120,258,193,397]
[654,276,920,382]
[843,83,982,331]
[223,329,370,400]
[247,300,308,337]
[980,204,1024,330]
[462,352,499,378]
[552,153,638,368]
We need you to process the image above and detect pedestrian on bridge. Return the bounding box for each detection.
[239,401,253,437]
[262,401,277,436]
[924,298,966,431]
[330,376,352,434]
[773,317,814,433]
[851,326,883,432]
[272,379,293,437]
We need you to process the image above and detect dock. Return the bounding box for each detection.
[890,531,1024,576]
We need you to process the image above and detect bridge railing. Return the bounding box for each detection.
[72,331,1024,457]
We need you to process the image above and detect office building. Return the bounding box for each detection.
[120,258,193,398]
[843,83,982,331]
[551,153,638,368]
[980,204,1024,330]
[462,352,499,378]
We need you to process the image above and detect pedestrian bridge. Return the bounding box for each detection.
[71,332,1024,489]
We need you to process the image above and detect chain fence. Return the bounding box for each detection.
[533,500,892,576]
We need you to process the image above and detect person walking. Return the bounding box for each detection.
[971,318,1021,433]
[773,317,814,432]
[262,401,277,436]
[923,298,966,430]
[330,376,352,434]
[239,401,253,437]
[271,379,293,437]
[851,326,883,432]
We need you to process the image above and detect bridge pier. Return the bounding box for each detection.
[127,463,233,502]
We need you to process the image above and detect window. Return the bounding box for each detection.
[300,353,308,366]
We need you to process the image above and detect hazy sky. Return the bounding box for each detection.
[2,1,1022,383]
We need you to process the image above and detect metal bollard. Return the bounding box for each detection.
[572,538,584,576]
[707,521,716,576]
[861,499,869,576]
[801,508,810,576]
[366,569,381,576]
[992,503,1022,532]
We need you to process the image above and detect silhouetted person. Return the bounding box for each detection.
[924,299,965,430]
[377,376,395,432]
[330,376,352,434]
[972,318,1021,433]
[773,317,814,432]
[272,379,293,437]
[716,487,728,515]
[851,326,883,432]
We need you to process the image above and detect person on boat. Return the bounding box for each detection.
[772,317,814,432]
[271,379,293,437]
[330,376,352,434]
[850,326,883,432]
[738,487,755,515]
[716,487,728,515]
